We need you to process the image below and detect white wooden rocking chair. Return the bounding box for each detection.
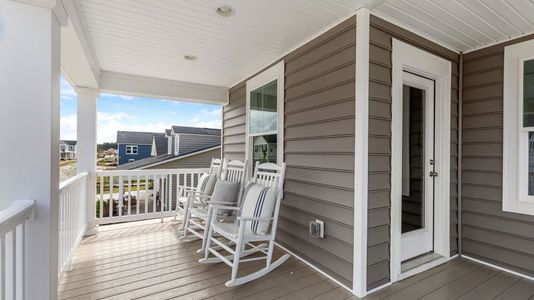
[174,157,223,228]
[199,162,289,287]
[181,159,247,251]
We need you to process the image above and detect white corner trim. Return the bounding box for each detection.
[502,39,534,216]
[354,8,370,298]
[274,242,353,294]
[462,255,534,281]
[138,145,221,170]
[99,71,228,105]
[390,39,451,283]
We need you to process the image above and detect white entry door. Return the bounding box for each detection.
[400,71,435,262]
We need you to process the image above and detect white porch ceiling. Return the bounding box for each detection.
[372,0,534,53]
[79,0,372,87]
[75,0,534,90]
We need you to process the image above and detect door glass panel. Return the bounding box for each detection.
[529,132,534,196]
[523,59,534,127]
[252,134,277,167]
[402,85,425,234]
[250,80,277,134]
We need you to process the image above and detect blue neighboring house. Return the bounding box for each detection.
[116,131,163,165]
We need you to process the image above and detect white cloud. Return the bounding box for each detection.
[60,114,77,140]
[101,93,137,101]
[60,77,76,100]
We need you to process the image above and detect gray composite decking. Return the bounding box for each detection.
[58,221,534,300]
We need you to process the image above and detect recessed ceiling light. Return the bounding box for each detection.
[184,55,197,61]
[216,5,234,17]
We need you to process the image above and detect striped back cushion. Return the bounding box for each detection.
[240,183,277,235]
[196,174,217,195]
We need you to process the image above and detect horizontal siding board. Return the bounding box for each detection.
[284,180,354,208]
[285,82,354,113]
[279,203,353,241]
[461,36,534,278]
[285,166,354,189]
[285,118,354,139]
[285,100,354,127]
[282,194,353,227]
[277,230,353,286]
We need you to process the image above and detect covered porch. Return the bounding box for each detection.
[3,0,534,299]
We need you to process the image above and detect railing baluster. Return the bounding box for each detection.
[136,175,140,215]
[1,236,5,300]
[11,230,16,300]
[99,175,104,220]
[128,176,132,216]
[20,222,24,300]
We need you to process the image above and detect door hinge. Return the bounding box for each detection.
[429,171,438,177]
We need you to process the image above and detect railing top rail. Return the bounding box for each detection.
[59,172,89,191]
[96,168,209,176]
[0,200,34,236]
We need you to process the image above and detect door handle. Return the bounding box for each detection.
[429,171,438,177]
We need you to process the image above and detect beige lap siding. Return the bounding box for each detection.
[224,17,356,287]
[462,34,534,277]
[366,16,460,290]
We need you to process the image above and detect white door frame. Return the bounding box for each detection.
[391,39,451,283]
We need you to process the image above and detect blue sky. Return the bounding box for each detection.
[60,77,222,143]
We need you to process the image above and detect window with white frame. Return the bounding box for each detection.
[126,145,138,155]
[245,61,284,170]
[503,39,534,215]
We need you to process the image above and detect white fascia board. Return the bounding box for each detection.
[99,71,229,105]
[61,0,100,88]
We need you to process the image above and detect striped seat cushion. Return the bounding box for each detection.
[240,183,277,235]
[196,173,217,195]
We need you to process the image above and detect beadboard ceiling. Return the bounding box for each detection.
[372,0,534,53]
[78,0,534,88]
[79,0,371,87]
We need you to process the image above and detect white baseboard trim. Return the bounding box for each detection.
[367,282,392,294]
[275,242,354,295]
[462,255,534,281]
[366,254,459,296]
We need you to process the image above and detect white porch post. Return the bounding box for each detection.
[0,0,64,298]
[75,87,100,235]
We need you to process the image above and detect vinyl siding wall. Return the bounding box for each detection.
[223,17,356,287]
[145,148,220,170]
[461,34,534,277]
[177,134,220,155]
[366,15,460,290]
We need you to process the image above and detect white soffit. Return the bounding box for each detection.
[79,0,371,87]
[372,0,534,53]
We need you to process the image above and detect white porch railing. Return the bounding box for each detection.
[58,172,88,275]
[0,200,34,300]
[95,169,208,225]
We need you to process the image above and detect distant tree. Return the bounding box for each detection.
[97,142,117,152]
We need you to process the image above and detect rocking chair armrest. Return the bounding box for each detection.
[237,216,274,222]
[210,205,241,211]
[208,200,236,206]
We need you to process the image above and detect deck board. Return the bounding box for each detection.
[59,220,534,300]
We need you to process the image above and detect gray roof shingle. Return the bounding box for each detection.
[171,126,220,136]
[116,131,158,144]
[116,144,220,170]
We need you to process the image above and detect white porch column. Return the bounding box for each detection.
[75,87,100,235]
[0,0,64,298]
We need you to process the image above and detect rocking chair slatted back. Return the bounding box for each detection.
[222,159,248,206]
[209,158,224,177]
